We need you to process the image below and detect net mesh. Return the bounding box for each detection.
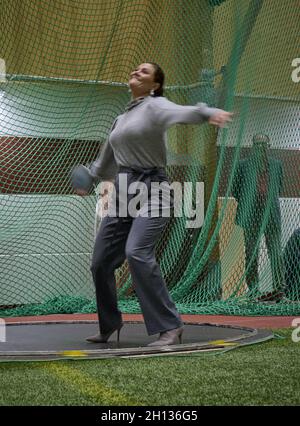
[0,0,299,317]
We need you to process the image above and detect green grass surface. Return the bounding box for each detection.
[0,328,299,406]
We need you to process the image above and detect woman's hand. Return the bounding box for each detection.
[75,188,89,196]
[209,111,233,128]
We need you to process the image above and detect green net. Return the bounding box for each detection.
[0,0,299,318]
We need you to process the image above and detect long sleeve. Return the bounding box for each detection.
[89,119,119,181]
[152,97,222,129]
[88,96,226,174]
[90,139,118,181]
[70,137,117,194]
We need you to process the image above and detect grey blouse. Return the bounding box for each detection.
[90,96,221,180]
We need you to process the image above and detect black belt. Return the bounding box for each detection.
[118,166,165,180]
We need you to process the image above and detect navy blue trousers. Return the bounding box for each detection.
[91,169,183,335]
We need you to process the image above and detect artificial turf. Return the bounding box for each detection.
[0,328,299,406]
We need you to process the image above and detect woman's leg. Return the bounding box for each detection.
[91,215,132,334]
[125,215,183,335]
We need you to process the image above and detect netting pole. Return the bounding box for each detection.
[198,3,220,273]
[219,0,264,107]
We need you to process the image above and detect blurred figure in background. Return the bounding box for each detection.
[232,134,284,302]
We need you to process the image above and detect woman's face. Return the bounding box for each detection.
[129,63,158,96]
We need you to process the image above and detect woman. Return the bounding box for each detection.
[73,62,232,346]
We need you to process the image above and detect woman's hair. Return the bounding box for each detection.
[148,62,165,97]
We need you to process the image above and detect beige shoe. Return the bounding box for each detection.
[86,324,123,343]
[147,326,184,347]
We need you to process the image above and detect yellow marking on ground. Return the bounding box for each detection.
[46,363,140,405]
[59,350,87,357]
[209,340,239,347]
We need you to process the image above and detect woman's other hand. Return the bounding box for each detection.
[74,188,89,196]
[209,111,233,128]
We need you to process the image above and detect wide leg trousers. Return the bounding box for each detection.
[90,169,183,336]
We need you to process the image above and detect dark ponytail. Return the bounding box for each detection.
[148,62,165,97]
